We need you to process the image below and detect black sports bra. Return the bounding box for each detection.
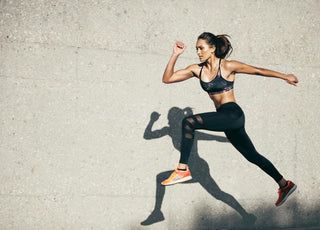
[199,59,234,95]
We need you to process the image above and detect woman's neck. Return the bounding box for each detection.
[206,55,220,71]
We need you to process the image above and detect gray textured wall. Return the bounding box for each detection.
[1,0,319,229]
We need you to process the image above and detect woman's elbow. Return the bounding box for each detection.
[162,78,172,84]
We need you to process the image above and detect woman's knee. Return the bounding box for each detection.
[245,152,263,165]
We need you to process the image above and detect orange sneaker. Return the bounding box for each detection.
[275,180,297,206]
[161,168,192,186]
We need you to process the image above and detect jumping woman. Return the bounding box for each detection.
[161,32,298,206]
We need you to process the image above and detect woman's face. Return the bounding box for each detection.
[196,39,215,62]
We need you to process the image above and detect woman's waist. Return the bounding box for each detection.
[217,101,240,111]
[209,90,236,109]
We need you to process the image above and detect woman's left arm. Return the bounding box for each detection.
[227,60,299,86]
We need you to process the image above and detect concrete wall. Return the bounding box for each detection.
[1,0,319,229]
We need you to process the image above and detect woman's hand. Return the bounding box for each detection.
[285,74,299,86]
[173,42,186,56]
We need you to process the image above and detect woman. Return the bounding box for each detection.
[161,32,298,206]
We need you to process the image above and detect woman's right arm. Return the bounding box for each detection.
[162,42,195,84]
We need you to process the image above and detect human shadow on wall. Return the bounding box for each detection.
[140,107,257,228]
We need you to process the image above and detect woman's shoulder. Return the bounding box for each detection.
[221,59,239,65]
[186,63,204,78]
[185,63,203,72]
[221,59,243,71]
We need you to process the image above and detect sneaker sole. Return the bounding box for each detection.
[276,184,297,206]
[161,176,192,186]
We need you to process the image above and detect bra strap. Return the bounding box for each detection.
[218,58,222,75]
[199,65,204,78]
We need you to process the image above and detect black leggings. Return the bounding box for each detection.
[180,102,283,183]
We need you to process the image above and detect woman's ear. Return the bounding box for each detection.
[210,45,216,54]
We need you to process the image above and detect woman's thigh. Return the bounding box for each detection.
[193,111,244,132]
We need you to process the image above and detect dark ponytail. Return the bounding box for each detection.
[198,32,233,59]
